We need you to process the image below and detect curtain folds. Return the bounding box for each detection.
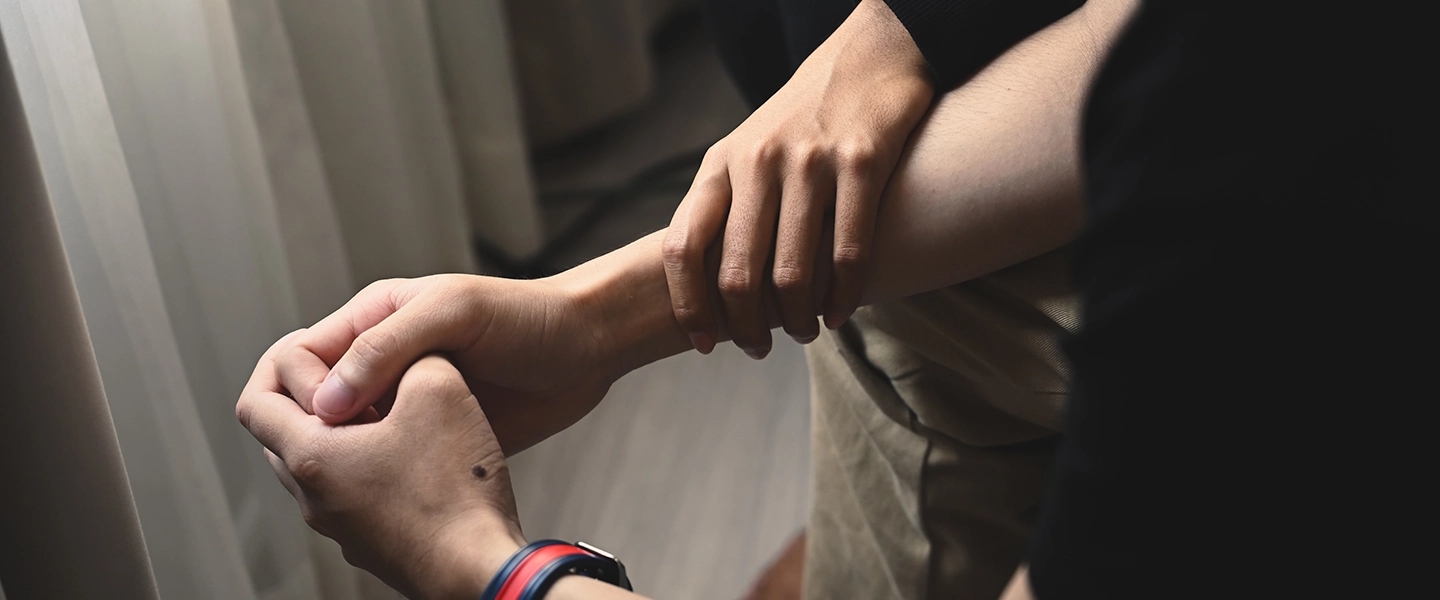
[1,18,157,599]
[1,0,681,598]
[0,0,545,598]
[3,1,342,597]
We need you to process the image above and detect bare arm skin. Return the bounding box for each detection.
[240,1,1137,598]
[663,0,934,357]
[272,0,1129,437]
[590,0,1136,376]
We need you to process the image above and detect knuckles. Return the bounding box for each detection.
[660,231,700,267]
[787,143,824,177]
[836,137,882,175]
[701,141,728,167]
[346,329,394,375]
[675,128,887,325]
[693,167,730,194]
[358,278,403,299]
[717,264,761,298]
[289,456,329,490]
[235,396,253,428]
[262,327,307,359]
[771,263,812,294]
[670,303,703,327]
[276,343,308,368]
[832,243,869,271]
[720,126,895,181]
[743,139,783,169]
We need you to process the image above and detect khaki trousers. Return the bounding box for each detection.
[801,250,1077,600]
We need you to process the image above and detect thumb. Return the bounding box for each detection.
[312,298,474,423]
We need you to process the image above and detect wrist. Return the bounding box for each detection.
[848,0,934,89]
[548,231,692,380]
[421,511,525,600]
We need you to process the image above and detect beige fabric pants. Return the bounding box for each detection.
[801,250,1077,600]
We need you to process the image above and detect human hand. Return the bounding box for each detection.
[662,0,933,359]
[237,353,525,600]
[271,274,614,454]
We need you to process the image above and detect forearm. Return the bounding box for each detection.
[864,0,1136,299]
[556,0,1137,376]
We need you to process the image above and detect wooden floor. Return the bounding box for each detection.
[504,16,812,600]
[508,343,811,600]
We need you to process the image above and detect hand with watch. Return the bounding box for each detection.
[236,353,645,600]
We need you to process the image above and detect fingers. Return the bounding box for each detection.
[670,133,885,355]
[826,141,885,329]
[663,158,732,355]
[266,329,330,412]
[275,345,331,414]
[275,281,402,415]
[719,150,781,359]
[295,280,405,365]
[772,152,829,344]
[264,448,303,501]
[262,329,307,362]
[312,297,467,424]
[237,354,316,460]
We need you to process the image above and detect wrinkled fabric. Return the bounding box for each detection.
[804,250,1075,600]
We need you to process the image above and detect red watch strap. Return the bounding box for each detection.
[495,544,589,600]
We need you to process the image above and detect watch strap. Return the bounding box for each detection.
[481,539,633,600]
[480,540,567,600]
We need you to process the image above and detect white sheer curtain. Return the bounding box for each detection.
[0,0,540,598]
[1,0,691,597]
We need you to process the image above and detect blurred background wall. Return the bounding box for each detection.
[507,0,691,148]
[0,0,807,599]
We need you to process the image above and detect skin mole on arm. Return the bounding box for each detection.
[471,464,488,479]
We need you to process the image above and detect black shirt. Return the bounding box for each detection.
[1028,1,1431,597]
[885,0,1084,89]
[707,0,1084,107]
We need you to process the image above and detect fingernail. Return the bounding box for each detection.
[794,332,819,345]
[315,372,357,418]
[688,331,715,355]
[827,305,858,330]
[744,346,770,360]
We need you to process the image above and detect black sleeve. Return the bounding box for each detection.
[883,0,1086,90]
[1027,1,1430,597]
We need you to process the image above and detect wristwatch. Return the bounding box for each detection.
[480,539,632,600]
[573,542,629,589]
